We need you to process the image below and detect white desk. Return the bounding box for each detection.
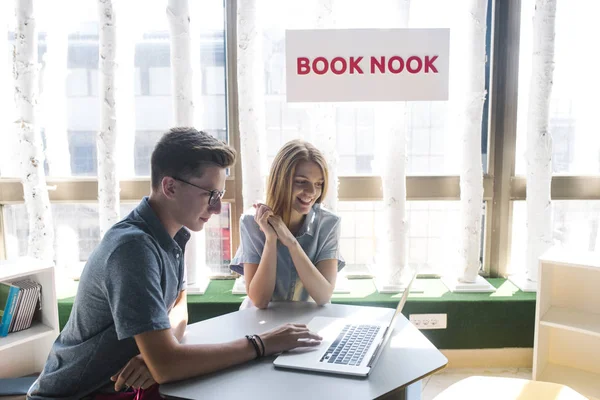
[161,302,447,400]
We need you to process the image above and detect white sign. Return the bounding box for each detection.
[285,29,450,102]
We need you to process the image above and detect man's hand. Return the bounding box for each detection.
[258,323,322,355]
[111,354,156,391]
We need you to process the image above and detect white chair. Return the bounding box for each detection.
[433,376,588,400]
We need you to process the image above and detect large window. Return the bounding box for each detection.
[257,0,491,277]
[510,201,600,274]
[1,0,230,271]
[508,0,600,274]
[2,0,226,178]
[2,1,596,282]
[0,0,490,277]
[515,1,600,175]
[261,0,488,176]
[3,202,231,275]
[338,201,464,276]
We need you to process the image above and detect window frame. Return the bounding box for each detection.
[3,0,600,278]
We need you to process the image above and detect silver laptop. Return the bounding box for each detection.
[273,273,416,377]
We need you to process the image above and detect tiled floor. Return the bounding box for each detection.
[421,368,533,400]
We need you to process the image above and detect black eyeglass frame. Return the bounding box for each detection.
[172,176,225,206]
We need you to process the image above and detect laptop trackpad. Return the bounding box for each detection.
[285,346,321,354]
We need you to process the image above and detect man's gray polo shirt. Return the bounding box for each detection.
[28,197,189,400]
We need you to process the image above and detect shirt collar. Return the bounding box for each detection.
[135,197,191,251]
[296,204,318,237]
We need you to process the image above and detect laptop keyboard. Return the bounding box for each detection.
[319,324,381,366]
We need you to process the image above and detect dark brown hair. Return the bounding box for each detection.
[151,127,236,189]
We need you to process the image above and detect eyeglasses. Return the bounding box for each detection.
[172,176,225,206]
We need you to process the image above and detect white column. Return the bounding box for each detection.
[14,0,55,261]
[373,0,413,293]
[237,0,267,212]
[39,0,71,177]
[168,0,208,294]
[512,0,557,292]
[374,103,410,292]
[441,0,494,293]
[232,0,269,295]
[97,0,121,238]
[167,0,194,127]
[310,0,339,213]
[0,0,19,178]
[189,0,205,141]
[309,0,347,294]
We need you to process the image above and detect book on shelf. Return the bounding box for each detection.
[0,279,42,337]
[0,282,20,336]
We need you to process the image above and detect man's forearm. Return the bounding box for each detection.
[145,335,258,384]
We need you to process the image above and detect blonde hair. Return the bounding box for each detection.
[266,140,329,227]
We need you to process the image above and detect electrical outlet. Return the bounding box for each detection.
[409,313,447,330]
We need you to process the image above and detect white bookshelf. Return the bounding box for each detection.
[0,258,59,378]
[533,247,600,400]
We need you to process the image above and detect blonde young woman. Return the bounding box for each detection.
[230,140,344,309]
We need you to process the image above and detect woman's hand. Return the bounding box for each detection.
[254,203,277,242]
[267,215,297,248]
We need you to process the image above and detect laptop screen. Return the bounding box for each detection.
[385,272,416,336]
[367,271,417,368]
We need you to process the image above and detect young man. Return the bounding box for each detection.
[28,128,322,400]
